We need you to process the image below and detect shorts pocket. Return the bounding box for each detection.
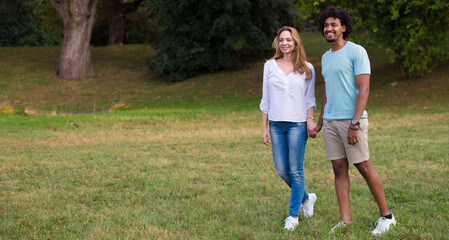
[360,118,369,130]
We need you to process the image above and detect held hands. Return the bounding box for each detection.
[261,120,359,144]
[262,118,322,145]
[314,119,323,134]
[262,128,270,146]
[307,119,317,138]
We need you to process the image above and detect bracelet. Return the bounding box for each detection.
[307,116,314,120]
[349,127,360,131]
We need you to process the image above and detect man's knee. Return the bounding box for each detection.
[355,160,375,178]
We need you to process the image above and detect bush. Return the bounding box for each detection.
[297,0,449,79]
[357,0,449,78]
[144,0,299,82]
[0,0,62,46]
[91,7,161,46]
[125,8,162,44]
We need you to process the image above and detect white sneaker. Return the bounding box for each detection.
[371,213,396,235]
[284,216,299,231]
[330,221,347,233]
[302,193,317,217]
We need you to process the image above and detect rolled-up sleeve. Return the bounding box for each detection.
[259,62,270,114]
[305,63,316,110]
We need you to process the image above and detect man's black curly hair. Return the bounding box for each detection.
[317,6,354,40]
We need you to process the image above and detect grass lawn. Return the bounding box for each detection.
[0,32,448,239]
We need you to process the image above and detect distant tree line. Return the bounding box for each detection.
[0,0,62,46]
[1,0,448,80]
[0,0,157,47]
[145,0,449,80]
[142,0,300,81]
[297,0,449,78]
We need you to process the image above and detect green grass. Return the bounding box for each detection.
[1,32,448,239]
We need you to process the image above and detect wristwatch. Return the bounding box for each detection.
[351,119,360,126]
[350,119,361,131]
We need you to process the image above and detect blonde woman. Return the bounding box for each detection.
[260,26,318,231]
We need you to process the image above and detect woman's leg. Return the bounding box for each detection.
[286,122,309,217]
[269,121,291,188]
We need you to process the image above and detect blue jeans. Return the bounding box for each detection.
[269,121,309,217]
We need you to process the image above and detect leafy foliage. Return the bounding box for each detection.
[91,7,161,46]
[143,0,299,82]
[125,8,162,44]
[0,0,62,46]
[296,0,334,31]
[356,0,449,78]
[297,0,449,79]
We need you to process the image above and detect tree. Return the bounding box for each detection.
[352,0,449,78]
[96,0,143,45]
[0,0,62,46]
[143,0,299,82]
[49,0,100,80]
[297,0,449,78]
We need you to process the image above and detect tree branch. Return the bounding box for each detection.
[49,0,71,25]
[89,0,100,21]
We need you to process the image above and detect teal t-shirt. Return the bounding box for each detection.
[321,41,370,120]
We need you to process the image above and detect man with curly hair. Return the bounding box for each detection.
[315,6,396,235]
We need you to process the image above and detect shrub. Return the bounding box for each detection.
[0,0,62,46]
[297,0,449,79]
[144,0,299,82]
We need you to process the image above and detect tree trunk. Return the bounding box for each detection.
[108,14,125,45]
[107,0,124,45]
[96,0,143,45]
[50,0,99,80]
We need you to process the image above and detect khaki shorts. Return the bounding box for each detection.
[323,118,369,164]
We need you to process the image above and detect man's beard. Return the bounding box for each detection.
[324,31,336,43]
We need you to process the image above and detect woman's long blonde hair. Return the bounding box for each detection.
[271,26,312,80]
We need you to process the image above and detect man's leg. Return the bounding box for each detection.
[332,158,352,224]
[354,160,390,216]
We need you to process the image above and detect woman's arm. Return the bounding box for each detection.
[307,107,317,138]
[261,112,270,146]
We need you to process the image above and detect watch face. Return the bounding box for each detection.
[351,119,358,125]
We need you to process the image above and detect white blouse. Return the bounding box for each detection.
[259,59,316,122]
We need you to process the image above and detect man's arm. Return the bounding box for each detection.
[347,74,370,145]
[352,74,370,122]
